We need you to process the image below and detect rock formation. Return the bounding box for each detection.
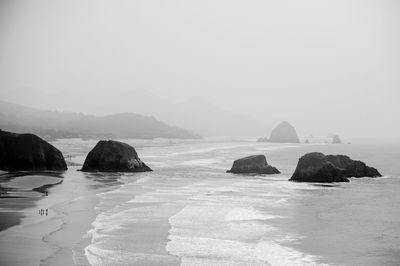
[227,155,280,174]
[0,129,67,171]
[290,152,381,183]
[332,135,341,144]
[81,140,152,172]
[268,121,300,143]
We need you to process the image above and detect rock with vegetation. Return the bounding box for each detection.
[81,140,152,172]
[267,121,300,143]
[227,155,280,174]
[0,129,67,171]
[290,152,381,183]
[332,135,341,144]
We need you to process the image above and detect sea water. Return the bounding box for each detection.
[55,138,400,266]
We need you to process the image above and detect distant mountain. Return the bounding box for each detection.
[0,89,266,136]
[159,96,265,136]
[77,92,265,136]
[0,101,200,140]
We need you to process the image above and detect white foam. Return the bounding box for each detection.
[167,235,328,266]
[254,241,328,266]
[256,144,300,151]
[224,208,282,222]
[166,182,330,266]
[179,158,219,166]
[167,144,256,157]
[85,244,178,266]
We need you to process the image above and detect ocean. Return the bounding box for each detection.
[2,137,400,266]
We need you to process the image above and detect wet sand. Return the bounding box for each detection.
[0,211,24,232]
[0,172,63,232]
[0,168,101,266]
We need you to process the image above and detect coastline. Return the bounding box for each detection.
[0,172,65,265]
[0,171,64,233]
[0,167,107,266]
[1,138,398,265]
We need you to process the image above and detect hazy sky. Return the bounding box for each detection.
[0,0,399,138]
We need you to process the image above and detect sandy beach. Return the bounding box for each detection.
[0,167,104,266]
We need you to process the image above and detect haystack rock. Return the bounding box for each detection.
[0,129,67,171]
[81,140,152,172]
[268,121,300,143]
[290,152,381,183]
[227,155,280,174]
[332,135,342,144]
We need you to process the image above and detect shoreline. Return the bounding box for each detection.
[0,139,312,266]
[0,171,65,233]
[0,167,107,266]
[0,174,65,265]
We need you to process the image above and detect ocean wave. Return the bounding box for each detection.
[224,208,284,222]
[85,244,179,266]
[167,234,328,266]
[167,144,257,157]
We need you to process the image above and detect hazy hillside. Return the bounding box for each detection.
[0,89,266,136]
[160,97,265,136]
[0,100,200,140]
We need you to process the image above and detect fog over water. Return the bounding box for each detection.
[0,0,399,138]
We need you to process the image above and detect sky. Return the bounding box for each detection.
[0,0,399,138]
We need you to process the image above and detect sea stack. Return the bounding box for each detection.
[268,121,300,143]
[290,152,381,183]
[81,140,152,172]
[227,155,280,174]
[332,135,341,144]
[0,129,67,171]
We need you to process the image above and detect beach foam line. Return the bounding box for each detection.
[167,234,329,266]
[256,144,301,151]
[85,244,179,266]
[164,176,334,266]
[224,207,283,222]
[167,144,258,157]
[254,241,329,266]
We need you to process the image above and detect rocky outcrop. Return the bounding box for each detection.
[81,140,152,172]
[305,139,310,144]
[268,121,300,143]
[0,129,67,171]
[332,135,341,144]
[290,152,381,183]
[257,137,268,142]
[227,155,280,174]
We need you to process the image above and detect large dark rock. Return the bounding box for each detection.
[227,155,280,174]
[268,121,300,143]
[290,152,381,183]
[0,129,67,171]
[81,140,152,172]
